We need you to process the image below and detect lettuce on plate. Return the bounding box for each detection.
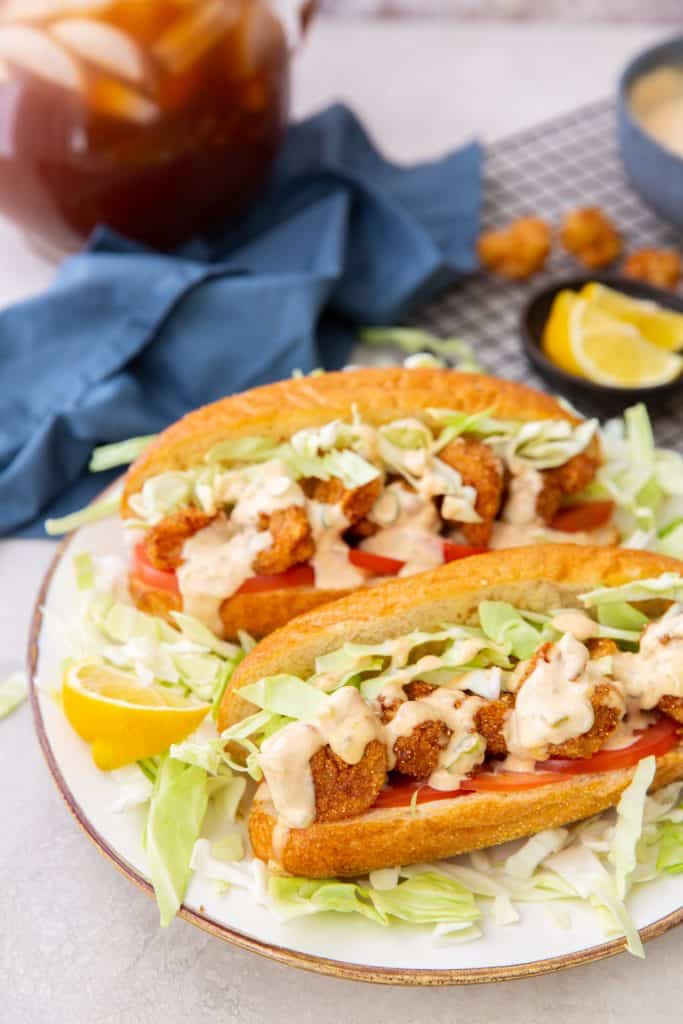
[144,755,208,927]
[0,671,28,720]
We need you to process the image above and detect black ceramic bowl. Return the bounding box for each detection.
[521,274,683,415]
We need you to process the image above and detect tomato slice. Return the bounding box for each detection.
[131,542,180,596]
[372,778,467,809]
[460,770,567,791]
[442,541,488,562]
[348,541,487,578]
[236,564,315,594]
[348,549,405,575]
[544,717,679,775]
[550,500,615,533]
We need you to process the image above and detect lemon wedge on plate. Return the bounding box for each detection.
[62,661,209,770]
[581,282,683,352]
[542,292,683,388]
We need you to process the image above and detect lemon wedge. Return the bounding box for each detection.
[581,282,683,352]
[62,661,209,770]
[541,289,584,377]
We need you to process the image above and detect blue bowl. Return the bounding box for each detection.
[618,35,683,229]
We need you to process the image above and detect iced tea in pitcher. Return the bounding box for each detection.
[0,0,296,252]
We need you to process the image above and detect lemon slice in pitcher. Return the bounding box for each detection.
[581,282,683,351]
[62,661,209,770]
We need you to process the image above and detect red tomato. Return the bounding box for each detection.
[131,542,180,596]
[460,770,567,792]
[442,541,488,562]
[551,500,615,533]
[544,717,679,775]
[348,549,405,575]
[372,778,467,809]
[236,564,315,594]
[348,541,487,578]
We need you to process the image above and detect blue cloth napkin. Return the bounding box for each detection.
[1,103,482,538]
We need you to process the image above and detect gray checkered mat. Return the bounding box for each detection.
[415,99,683,449]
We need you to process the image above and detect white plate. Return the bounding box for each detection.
[28,516,683,984]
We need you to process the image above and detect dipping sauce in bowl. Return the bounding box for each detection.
[629,66,683,159]
[617,36,683,229]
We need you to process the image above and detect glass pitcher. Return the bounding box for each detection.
[0,0,311,253]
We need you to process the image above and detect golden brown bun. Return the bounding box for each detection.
[121,366,589,514]
[129,574,349,641]
[250,749,683,878]
[219,544,683,731]
[220,543,683,875]
[124,366,601,637]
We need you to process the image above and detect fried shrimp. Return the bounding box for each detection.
[546,684,623,759]
[254,506,314,575]
[478,216,551,280]
[658,695,683,725]
[560,207,621,268]
[303,475,383,525]
[380,681,451,780]
[536,450,600,524]
[144,508,215,570]
[311,740,388,822]
[439,437,504,546]
[475,693,515,756]
[622,248,681,289]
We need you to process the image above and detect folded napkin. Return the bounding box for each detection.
[1,103,482,538]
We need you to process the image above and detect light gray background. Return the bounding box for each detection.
[1,16,681,1024]
[320,1,681,20]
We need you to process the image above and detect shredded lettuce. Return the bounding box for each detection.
[127,472,193,524]
[144,755,208,927]
[73,552,95,591]
[0,671,28,720]
[479,601,552,660]
[45,493,121,536]
[89,435,156,472]
[238,675,327,719]
[657,823,683,873]
[360,327,482,372]
[68,590,243,706]
[596,601,649,632]
[581,573,683,608]
[268,871,480,929]
[610,756,656,900]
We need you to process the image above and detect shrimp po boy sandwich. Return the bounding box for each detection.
[119,366,614,639]
[217,544,683,877]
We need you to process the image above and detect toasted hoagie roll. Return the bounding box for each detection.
[217,545,683,877]
[121,366,611,640]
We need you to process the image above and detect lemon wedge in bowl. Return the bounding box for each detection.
[581,282,683,352]
[62,661,210,770]
[542,291,683,388]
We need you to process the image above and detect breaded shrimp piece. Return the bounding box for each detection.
[380,681,450,780]
[658,695,683,725]
[622,248,681,290]
[536,450,600,524]
[475,692,514,756]
[144,508,215,570]
[560,207,621,268]
[478,217,551,280]
[439,437,504,546]
[303,475,383,525]
[504,641,623,760]
[254,506,314,575]
[311,740,388,822]
[545,684,623,759]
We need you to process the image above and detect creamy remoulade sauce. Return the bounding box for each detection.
[254,606,683,831]
[136,411,601,631]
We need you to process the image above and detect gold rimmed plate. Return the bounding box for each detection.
[26,516,683,985]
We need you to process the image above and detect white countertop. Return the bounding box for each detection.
[2,18,679,1024]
